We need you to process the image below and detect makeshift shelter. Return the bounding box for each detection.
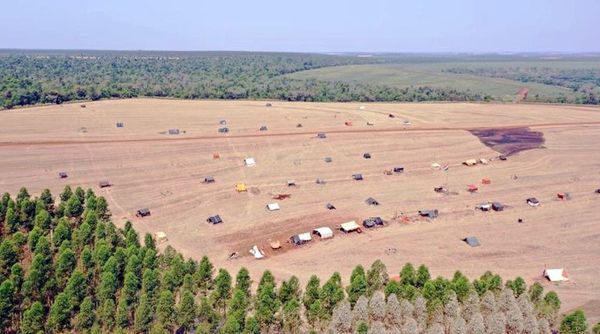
[434,186,448,193]
[479,158,489,165]
[244,158,256,167]
[313,227,333,239]
[403,120,412,126]
[136,208,151,217]
[249,245,265,259]
[476,203,492,211]
[596,188,600,194]
[154,231,168,243]
[527,197,540,207]
[418,209,438,219]
[431,163,441,169]
[270,240,281,249]
[467,184,479,193]
[235,183,247,192]
[463,237,480,247]
[317,133,327,139]
[363,217,384,228]
[213,152,221,159]
[80,104,86,108]
[266,203,281,211]
[352,174,363,181]
[393,167,404,173]
[482,178,491,185]
[388,114,395,118]
[324,157,333,163]
[345,121,353,126]
[287,180,296,187]
[297,123,303,128]
[340,221,361,233]
[218,127,229,133]
[204,176,215,183]
[366,197,379,206]
[326,203,336,210]
[543,268,569,282]
[59,172,68,179]
[463,159,477,166]
[168,129,180,135]
[259,126,268,131]
[492,202,504,211]
[99,180,111,188]
[363,153,371,159]
[116,122,124,128]
[207,215,223,224]
[316,178,326,184]
[290,232,312,245]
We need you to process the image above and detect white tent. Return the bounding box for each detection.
[298,232,312,242]
[250,245,265,259]
[340,221,360,233]
[544,268,569,282]
[267,203,280,211]
[313,227,333,239]
[431,162,441,169]
[244,158,256,167]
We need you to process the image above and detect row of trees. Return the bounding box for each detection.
[0,186,596,333]
[443,66,600,104]
[0,52,487,109]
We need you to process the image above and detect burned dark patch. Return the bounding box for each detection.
[468,127,545,156]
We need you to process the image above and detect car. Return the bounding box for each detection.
[362,217,384,228]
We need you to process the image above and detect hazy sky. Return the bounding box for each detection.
[2,0,599,52]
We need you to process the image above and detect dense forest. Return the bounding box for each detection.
[443,66,600,104]
[0,187,597,333]
[0,51,488,109]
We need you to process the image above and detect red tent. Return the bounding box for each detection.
[467,184,479,193]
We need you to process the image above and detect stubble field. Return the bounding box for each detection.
[1,99,599,319]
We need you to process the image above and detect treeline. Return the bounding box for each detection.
[444,66,600,104]
[0,52,485,109]
[0,187,596,334]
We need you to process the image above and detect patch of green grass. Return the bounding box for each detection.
[287,62,579,102]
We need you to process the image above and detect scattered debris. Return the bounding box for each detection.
[273,194,291,200]
[136,208,151,217]
[99,180,111,188]
[479,158,489,165]
[344,121,353,126]
[499,155,507,161]
[403,120,411,126]
[250,245,265,259]
[557,192,572,200]
[383,169,393,175]
[467,184,479,193]
[316,178,326,184]
[482,178,491,185]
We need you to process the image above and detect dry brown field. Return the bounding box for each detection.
[1,99,599,320]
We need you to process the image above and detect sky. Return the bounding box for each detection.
[1,0,599,53]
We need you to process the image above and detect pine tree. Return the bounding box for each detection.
[65,193,83,218]
[368,290,386,322]
[177,290,197,331]
[560,310,588,334]
[235,267,251,297]
[115,294,130,329]
[47,291,73,332]
[0,279,16,332]
[480,290,496,316]
[255,280,280,330]
[279,275,301,305]
[366,259,388,296]
[195,256,214,295]
[400,263,417,287]
[228,288,249,315]
[76,296,95,331]
[20,301,44,334]
[320,272,345,319]
[415,264,431,288]
[347,265,368,306]
[211,268,232,315]
[528,282,544,305]
[328,299,352,333]
[282,299,302,334]
[353,294,370,325]
[384,293,402,328]
[134,293,153,333]
[303,275,321,309]
[156,290,176,328]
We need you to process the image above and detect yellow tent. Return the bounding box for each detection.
[235,183,247,192]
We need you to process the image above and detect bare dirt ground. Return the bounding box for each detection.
[1,99,599,320]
